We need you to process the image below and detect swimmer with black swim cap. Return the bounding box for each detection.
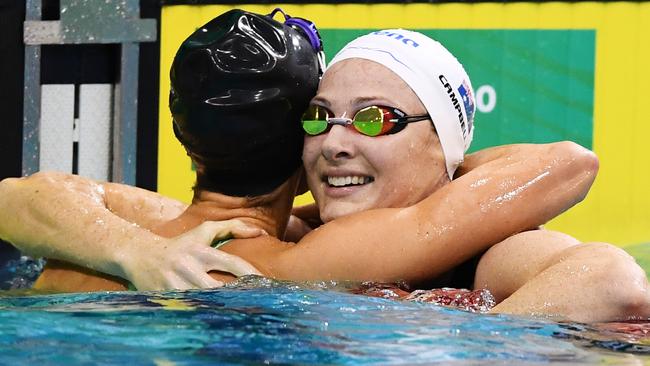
[170,9,322,196]
[22,8,327,292]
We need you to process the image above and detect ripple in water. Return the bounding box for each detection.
[0,276,647,365]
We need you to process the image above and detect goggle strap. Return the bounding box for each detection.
[267,8,290,21]
[390,114,431,123]
[268,8,323,50]
[267,8,325,75]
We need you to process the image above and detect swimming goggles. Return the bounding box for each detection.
[267,8,326,75]
[301,105,431,137]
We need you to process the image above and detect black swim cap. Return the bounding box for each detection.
[170,9,320,196]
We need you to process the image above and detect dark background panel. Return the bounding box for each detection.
[138,0,161,192]
[0,0,25,263]
[0,0,25,182]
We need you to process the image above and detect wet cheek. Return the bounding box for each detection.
[302,140,320,167]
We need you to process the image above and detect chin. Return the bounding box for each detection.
[319,201,372,223]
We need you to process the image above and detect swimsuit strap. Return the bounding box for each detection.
[211,238,232,250]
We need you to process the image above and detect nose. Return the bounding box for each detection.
[321,124,356,162]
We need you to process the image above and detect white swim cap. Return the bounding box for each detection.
[328,30,475,179]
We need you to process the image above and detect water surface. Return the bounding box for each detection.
[0,277,648,365]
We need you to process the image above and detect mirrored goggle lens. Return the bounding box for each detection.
[352,106,394,137]
[301,105,329,135]
[301,105,398,137]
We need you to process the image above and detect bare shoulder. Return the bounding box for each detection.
[34,260,128,292]
[218,235,294,277]
[474,229,581,300]
[103,183,187,229]
[487,230,580,255]
[478,229,581,274]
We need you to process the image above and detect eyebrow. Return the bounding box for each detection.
[310,96,331,107]
[310,96,394,109]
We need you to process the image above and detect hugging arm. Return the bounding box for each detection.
[0,172,261,290]
[262,142,599,283]
[0,142,597,290]
[475,230,650,322]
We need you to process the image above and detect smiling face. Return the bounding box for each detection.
[302,59,450,223]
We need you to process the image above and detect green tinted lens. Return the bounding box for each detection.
[352,107,384,136]
[303,120,328,135]
[302,105,329,135]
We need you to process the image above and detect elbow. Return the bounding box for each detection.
[554,141,599,176]
[605,247,650,317]
[584,243,650,320]
[551,141,599,202]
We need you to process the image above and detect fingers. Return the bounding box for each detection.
[198,247,262,276]
[179,219,264,245]
[162,271,194,291]
[209,219,265,239]
[138,269,224,291]
[229,225,267,239]
[175,262,225,289]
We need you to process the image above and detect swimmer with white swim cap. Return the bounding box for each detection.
[303,29,478,222]
[3,26,640,324]
[327,29,475,179]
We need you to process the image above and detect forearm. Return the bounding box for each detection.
[427,142,597,243]
[0,172,172,278]
[455,144,518,178]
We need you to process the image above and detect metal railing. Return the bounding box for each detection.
[22,0,156,185]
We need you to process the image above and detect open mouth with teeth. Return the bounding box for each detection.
[326,176,375,187]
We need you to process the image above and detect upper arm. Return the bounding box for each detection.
[0,172,186,231]
[103,182,187,230]
[473,229,580,302]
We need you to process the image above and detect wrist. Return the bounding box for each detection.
[111,235,168,281]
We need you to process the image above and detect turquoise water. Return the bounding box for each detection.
[0,277,648,365]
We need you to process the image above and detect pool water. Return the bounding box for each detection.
[0,277,649,365]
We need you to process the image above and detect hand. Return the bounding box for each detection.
[121,220,263,291]
[285,203,323,242]
[284,215,314,242]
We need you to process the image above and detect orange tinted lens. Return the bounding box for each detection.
[352,106,398,136]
